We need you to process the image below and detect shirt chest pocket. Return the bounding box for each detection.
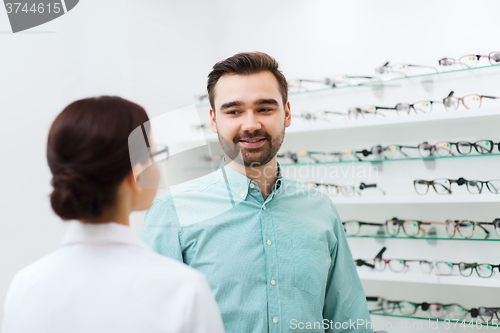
[292,238,331,296]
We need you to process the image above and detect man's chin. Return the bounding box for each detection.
[241,153,274,167]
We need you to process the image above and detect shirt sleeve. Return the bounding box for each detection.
[183,274,225,333]
[323,200,373,333]
[141,198,184,263]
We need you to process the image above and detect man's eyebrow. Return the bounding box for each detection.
[220,101,243,111]
[255,99,279,106]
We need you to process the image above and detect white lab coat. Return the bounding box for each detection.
[1,221,225,333]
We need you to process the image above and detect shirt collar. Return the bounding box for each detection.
[218,156,284,200]
[60,221,148,249]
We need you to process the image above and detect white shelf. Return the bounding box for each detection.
[329,195,500,205]
[358,270,500,288]
[186,108,500,145]
[287,107,500,134]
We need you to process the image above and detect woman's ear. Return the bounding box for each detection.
[125,169,141,193]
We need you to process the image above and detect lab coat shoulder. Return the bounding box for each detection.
[124,246,226,332]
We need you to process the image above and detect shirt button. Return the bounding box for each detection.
[271,278,276,285]
[240,192,245,197]
[262,205,266,210]
[267,240,271,246]
[249,183,255,188]
[273,317,278,324]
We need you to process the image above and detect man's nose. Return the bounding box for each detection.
[240,111,262,133]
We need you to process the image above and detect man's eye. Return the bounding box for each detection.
[227,110,238,115]
[260,108,272,112]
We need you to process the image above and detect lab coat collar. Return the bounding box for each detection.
[61,221,149,249]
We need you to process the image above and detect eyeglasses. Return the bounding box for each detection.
[342,220,385,235]
[443,91,500,111]
[418,140,497,157]
[417,140,497,157]
[414,178,500,195]
[458,263,500,278]
[373,298,468,319]
[354,259,376,269]
[277,151,298,163]
[347,105,396,119]
[394,100,442,115]
[296,110,348,121]
[329,75,379,87]
[292,112,319,121]
[289,78,335,91]
[151,144,169,163]
[308,182,386,196]
[438,58,469,71]
[373,258,418,273]
[439,51,500,71]
[417,141,455,157]
[300,150,344,163]
[420,261,500,278]
[344,145,389,161]
[445,219,496,239]
[318,110,347,117]
[460,52,500,67]
[289,75,379,90]
[478,307,500,323]
[385,217,443,237]
[375,62,438,77]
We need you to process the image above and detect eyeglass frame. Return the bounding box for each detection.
[385,217,444,237]
[150,144,169,163]
[458,52,500,67]
[443,90,500,111]
[394,100,442,115]
[413,177,489,195]
[375,62,438,77]
[347,106,396,119]
[372,297,468,319]
[342,220,385,235]
[373,258,419,273]
[477,307,500,323]
[445,219,492,239]
[308,182,385,196]
[419,260,500,278]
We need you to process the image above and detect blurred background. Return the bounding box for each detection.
[1,0,499,329]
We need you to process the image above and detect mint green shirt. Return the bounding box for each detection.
[141,159,372,333]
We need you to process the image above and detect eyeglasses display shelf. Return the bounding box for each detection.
[329,195,500,205]
[357,270,500,288]
[368,312,497,328]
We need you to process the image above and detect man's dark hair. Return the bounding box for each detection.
[207,52,288,112]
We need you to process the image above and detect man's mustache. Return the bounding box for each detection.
[233,131,271,143]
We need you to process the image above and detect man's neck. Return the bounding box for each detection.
[226,156,279,201]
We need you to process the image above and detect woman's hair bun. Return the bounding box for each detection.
[50,167,103,221]
[47,96,150,221]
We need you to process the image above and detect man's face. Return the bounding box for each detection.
[210,71,291,167]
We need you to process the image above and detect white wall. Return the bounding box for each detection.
[0,0,219,324]
[0,0,131,324]
[1,0,499,329]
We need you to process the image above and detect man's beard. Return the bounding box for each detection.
[217,126,285,167]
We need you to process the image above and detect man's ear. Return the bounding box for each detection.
[210,108,218,133]
[284,101,292,128]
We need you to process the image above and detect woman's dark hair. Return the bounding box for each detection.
[47,96,150,221]
[207,52,288,112]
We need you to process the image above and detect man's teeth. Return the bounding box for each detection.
[243,139,262,143]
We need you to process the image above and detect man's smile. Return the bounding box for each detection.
[238,137,266,148]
